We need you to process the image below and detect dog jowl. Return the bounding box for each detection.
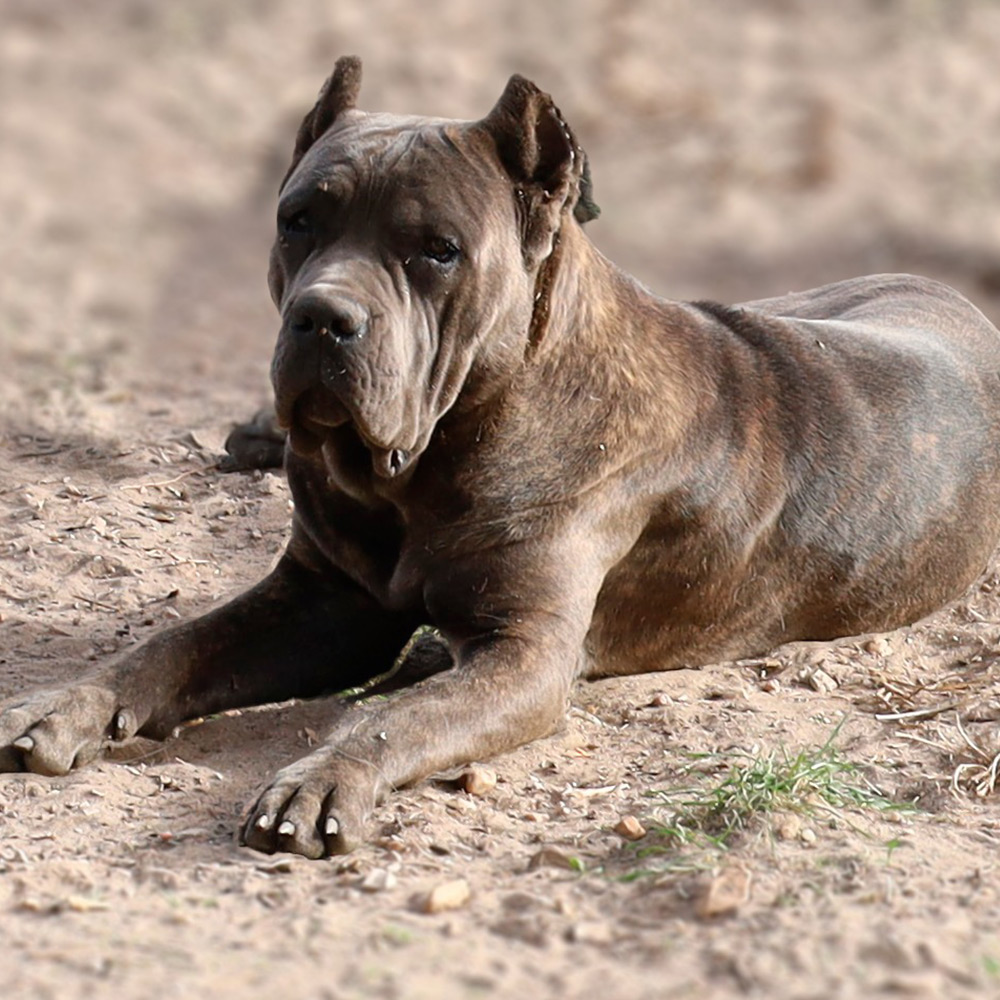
[3,57,1000,858]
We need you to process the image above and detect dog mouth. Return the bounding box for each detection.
[279,387,349,455]
[282,388,415,479]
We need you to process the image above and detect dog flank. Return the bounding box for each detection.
[2,58,1000,859]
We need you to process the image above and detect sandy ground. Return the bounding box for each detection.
[2,1,1000,997]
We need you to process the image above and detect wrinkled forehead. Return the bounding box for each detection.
[283,111,505,214]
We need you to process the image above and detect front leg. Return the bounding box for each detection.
[241,631,580,857]
[0,532,418,776]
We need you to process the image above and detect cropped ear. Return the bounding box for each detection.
[575,154,601,225]
[280,56,363,189]
[480,75,599,261]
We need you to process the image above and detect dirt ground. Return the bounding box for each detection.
[2,1,1000,997]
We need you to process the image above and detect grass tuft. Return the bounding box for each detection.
[644,727,909,852]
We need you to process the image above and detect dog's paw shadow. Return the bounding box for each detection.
[103,697,351,792]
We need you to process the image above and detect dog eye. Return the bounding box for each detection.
[421,237,460,265]
[279,210,312,237]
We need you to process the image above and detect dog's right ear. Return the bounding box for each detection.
[479,75,598,263]
[280,56,363,189]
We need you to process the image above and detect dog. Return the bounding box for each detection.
[3,57,1000,858]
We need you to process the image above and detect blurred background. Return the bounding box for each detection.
[3,0,1000,422]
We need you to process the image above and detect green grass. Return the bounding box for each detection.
[643,727,910,853]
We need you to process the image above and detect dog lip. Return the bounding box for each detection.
[280,387,418,477]
[276,389,351,458]
[284,389,350,431]
[348,424,418,479]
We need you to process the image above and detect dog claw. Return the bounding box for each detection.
[13,737,34,753]
[255,814,272,831]
[325,816,339,836]
[114,711,136,740]
[278,820,296,837]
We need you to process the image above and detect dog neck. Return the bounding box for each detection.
[522,222,704,436]
[528,222,639,354]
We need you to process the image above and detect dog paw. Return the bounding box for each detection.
[220,408,286,472]
[0,684,130,776]
[240,749,376,858]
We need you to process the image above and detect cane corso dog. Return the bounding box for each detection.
[3,57,1000,857]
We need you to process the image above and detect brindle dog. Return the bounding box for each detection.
[3,58,1000,858]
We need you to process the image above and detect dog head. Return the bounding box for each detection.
[268,56,598,480]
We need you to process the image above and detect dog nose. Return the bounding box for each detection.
[286,289,368,343]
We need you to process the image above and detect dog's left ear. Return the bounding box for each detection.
[480,75,599,258]
[281,55,363,189]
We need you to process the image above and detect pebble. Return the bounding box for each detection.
[568,920,613,944]
[798,666,838,693]
[614,815,647,841]
[360,868,397,893]
[863,637,892,657]
[459,766,498,796]
[774,812,802,841]
[419,878,471,914]
[696,866,752,919]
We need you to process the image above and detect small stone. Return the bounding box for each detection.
[614,815,647,841]
[360,868,397,893]
[696,866,752,919]
[863,637,892,657]
[800,827,818,845]
[760,678,781,693]
[774,812,802,841]
[798,666,838,693]
[568,920,613,944]
[419,878,471,914]
[459,766,497,796]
